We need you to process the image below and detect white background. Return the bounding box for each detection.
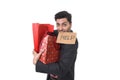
[0,0,120,80]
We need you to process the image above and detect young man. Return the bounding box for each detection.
[33,11,78,80]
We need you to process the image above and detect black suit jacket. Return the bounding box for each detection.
[36,30,78,80]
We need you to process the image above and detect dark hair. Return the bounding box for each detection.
[54,11,72,23]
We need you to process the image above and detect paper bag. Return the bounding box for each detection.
[56,32,76,44]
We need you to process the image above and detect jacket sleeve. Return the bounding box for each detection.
[36,40,78,77]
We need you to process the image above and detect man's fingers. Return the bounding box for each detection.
[39,49,45,54]
[32,50,34,55]
[33,50,38,54]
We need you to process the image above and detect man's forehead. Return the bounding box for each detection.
[56,21,68,24]
[56,19,68,23]
[56,18,68,21]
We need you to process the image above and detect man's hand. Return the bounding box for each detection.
[33,50,42,65]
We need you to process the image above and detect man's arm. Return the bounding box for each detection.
[36,40,78,77]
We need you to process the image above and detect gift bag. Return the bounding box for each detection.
[32,23,54,53]
[39,33,60,64]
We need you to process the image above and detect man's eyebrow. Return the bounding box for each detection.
[62,22,67,24]
[56,23,60,24]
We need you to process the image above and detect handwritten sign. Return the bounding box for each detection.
[56,32,76,44]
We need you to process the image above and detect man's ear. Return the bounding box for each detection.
[70,23,72,28]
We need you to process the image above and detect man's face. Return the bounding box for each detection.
[56,18,72,32]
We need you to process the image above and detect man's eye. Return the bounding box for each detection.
[63,24,67,26]
[57,24,60,27]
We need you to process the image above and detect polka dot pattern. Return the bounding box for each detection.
[39,34,60,64]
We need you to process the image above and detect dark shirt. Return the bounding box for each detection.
[36,30,78,80]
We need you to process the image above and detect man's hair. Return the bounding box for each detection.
[55,11,72,23]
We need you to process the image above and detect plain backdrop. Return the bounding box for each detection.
[0,0,120,80]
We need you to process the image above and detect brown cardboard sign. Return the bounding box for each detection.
[56,32,76,44]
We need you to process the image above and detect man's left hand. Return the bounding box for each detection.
[33,50,42,65]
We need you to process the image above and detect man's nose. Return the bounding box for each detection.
[59,26,63,31]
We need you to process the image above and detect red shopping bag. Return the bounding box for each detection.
[39,33,60,64]
[32,23,54,53]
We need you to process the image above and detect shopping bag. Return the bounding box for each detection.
[32,23,54,53]
[39,33,60,64]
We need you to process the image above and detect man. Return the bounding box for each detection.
[33,11,78,80]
